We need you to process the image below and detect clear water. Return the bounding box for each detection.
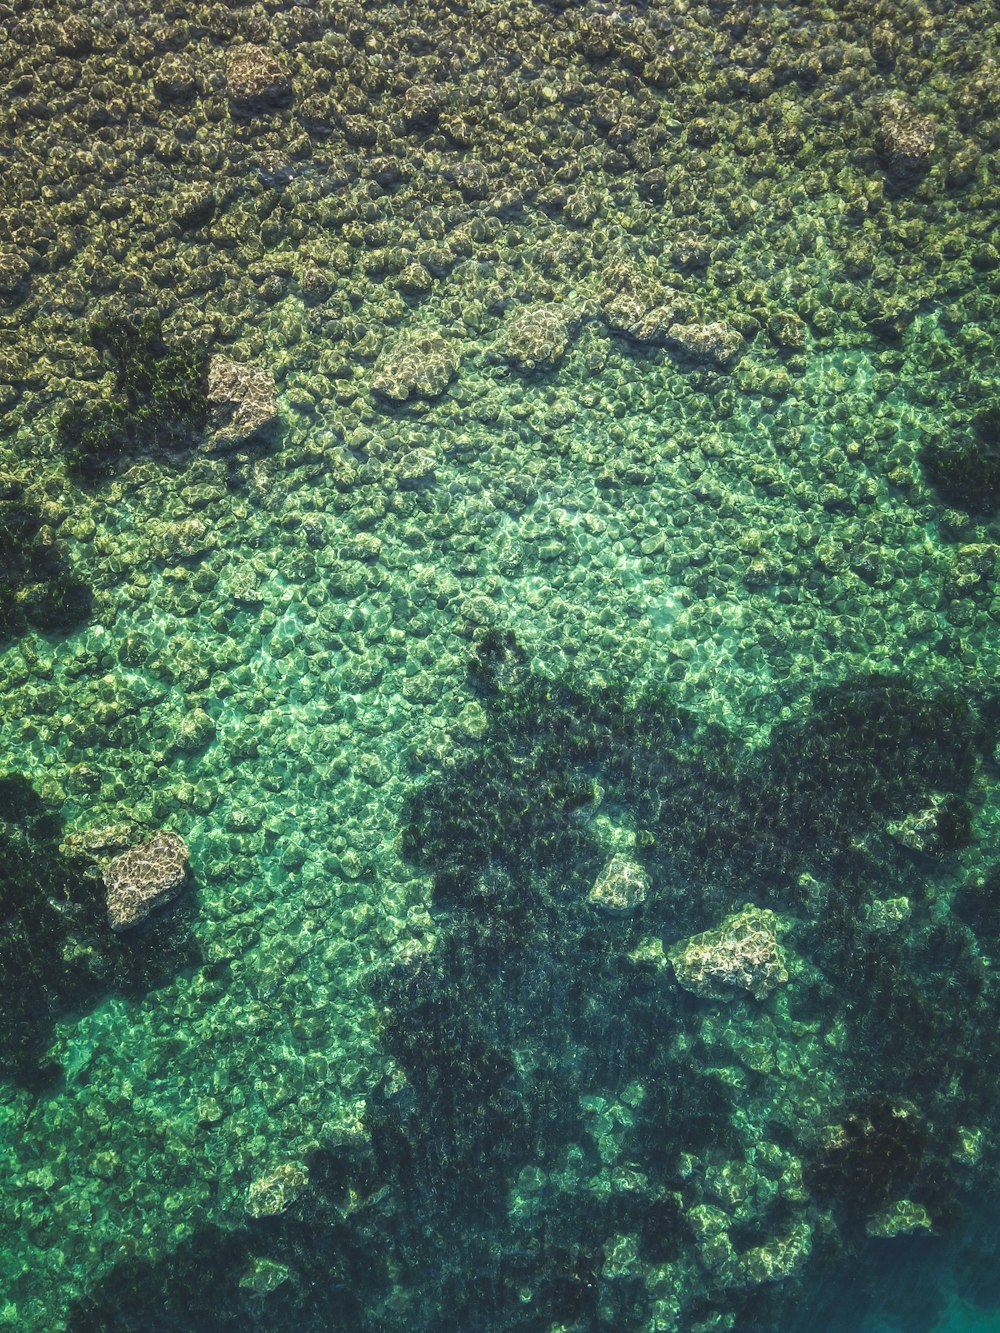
[1,0,999,1328]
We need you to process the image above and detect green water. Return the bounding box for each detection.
[2,0,1000,1327]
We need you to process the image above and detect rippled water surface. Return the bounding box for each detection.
[2,0,1000,1328]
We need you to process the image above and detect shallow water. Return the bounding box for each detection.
[1,0,1000,1328]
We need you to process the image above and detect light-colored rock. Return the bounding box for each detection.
[866,1198,932,1238]
[877,99,935,170]
[246,1162,308,1218]
[205,356,279,452]
[371,331,459,401]
[502,303,575,373]
[668,321,744,367]
[741,1221,812,1286]
[587,854,649,914]
[103,830,189,931]
[227,565,266,604]
[0,252,30,296]
[669,905,788,1001]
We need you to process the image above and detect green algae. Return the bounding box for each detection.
[921,402,1000,514]
[368,634,997,1327]
[4,324,1000,1329]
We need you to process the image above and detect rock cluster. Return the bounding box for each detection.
[103,831,189,932]
[669,906,788,1001]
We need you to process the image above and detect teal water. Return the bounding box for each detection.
[2,0,1000,1328]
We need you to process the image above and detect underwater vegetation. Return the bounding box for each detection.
[404,631,981,907]
[0,484,91,640]
[0,772,200,1089]
[370,634,1000,1328]
[59,312,209,481]
[65,1146,389,1333]
[51,630,1000,1330]
[805,1096,928,1219]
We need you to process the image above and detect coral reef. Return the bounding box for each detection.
[877,99,937,174]
[600,264,683,347]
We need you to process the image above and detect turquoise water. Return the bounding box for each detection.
[2,0,1000,1327]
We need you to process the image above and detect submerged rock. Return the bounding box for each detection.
[240,1257,293,1297]
[502,303,575,373]
[877,99,936,173]
[587,853,649,914]
[371,331,459,402]
[741,1221,813,1287]
[172,708,216,755]
[153,53,200,104]
[61,823,139,862]
[669,905,787,1001]
[225,45,293,115]
[205,356,279,452]
[668,321,744,367]
[395,448,438,488]
[866,1198,932,1238]
[245,1162,309,1218]
[103,831,189,932]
